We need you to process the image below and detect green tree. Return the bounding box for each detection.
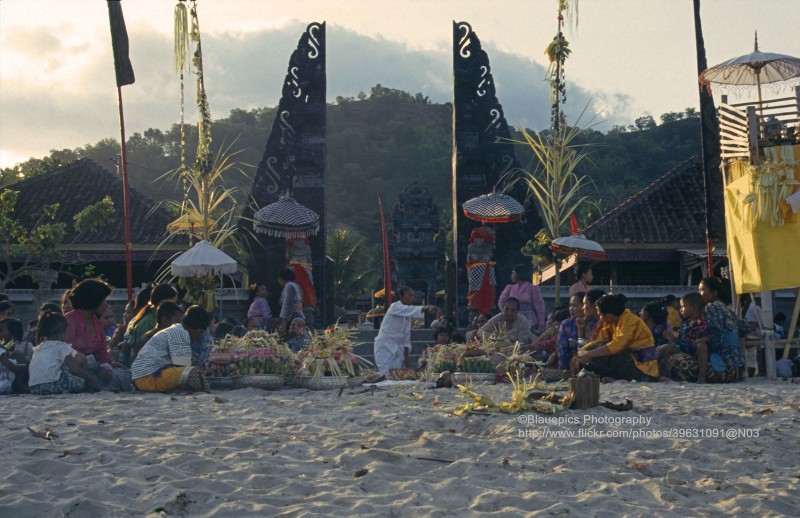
[0,190,66,289]
[0,151,78,186]
[660,111,685,124]
[73,196,115,235]
[327,226,379,309]
[634,115,657,131]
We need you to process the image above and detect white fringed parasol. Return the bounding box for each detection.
[171,240,238,277]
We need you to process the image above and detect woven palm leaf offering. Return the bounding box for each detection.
[418,343,465,381]
[296,326,368,389]
[453,340,498,384]
[494,342,537,382]
[479,324,516,355]
[452,371,573,416]
[387,368,419,381]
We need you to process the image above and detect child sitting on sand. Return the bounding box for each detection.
[556,293,585,370]
[286,317,309,352]
[28,312,103,395]
[675,292,714,382]
[0,318,34,364]
[0,345,28,394]
[131,305,212,393]
[529,308,569,364]
[658,292,738,383]
[138,302,185,349]
[639,302,670,346]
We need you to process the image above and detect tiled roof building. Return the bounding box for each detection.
[576,158,726,285]
[2,158,186,286]
[583,158,725,245]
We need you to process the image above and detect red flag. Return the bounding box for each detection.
[570,213,579,236]
[107,1,135,87]
[378,194,392,307]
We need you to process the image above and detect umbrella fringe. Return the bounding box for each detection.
[254,224,320,239]
[171,264,238,277]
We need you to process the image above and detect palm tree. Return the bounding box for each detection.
[327,227,379,309]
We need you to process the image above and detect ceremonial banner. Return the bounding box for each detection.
[724,146,800,293]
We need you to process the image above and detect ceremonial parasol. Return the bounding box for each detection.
[699,33,800,108]
[253,195,320,238]
[551,235,606,261]
[463,192,525,223]
[167,209,216,235]
[373,288,395,298]
[171,240,238,277]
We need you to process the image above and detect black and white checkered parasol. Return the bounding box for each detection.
[253,196,320,238]
[462,193,524,223]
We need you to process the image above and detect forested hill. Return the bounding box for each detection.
[2,85,701,244]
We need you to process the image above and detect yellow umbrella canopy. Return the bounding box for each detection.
[167,210,217,235]
[373,288,395,298]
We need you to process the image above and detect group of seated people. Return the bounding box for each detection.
[0,277,313,396]
[0,272,770,394]
[452,276,750,383]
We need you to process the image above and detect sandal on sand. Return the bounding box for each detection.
[185,368,210,392]
[601,399,633,411]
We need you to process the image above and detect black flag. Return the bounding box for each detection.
[107,0,135,86]
[693,0,722,273]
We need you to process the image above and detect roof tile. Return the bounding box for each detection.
[4,158,182,245]
[583,158,726,244]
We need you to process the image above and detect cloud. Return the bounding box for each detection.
[0,22,634,166]
[3,26,65,58]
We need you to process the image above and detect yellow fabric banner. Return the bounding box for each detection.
[725,145,800,293]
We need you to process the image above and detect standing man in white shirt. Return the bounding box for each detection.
[374,287,439,377]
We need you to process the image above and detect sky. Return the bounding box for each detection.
[1,0,798,168]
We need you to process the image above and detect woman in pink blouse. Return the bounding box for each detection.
[498,264,546,333]
[64,279,116,382]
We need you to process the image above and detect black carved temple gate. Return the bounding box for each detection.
[243,22,328,325]
[390,182,444,312]
[451,21,541,325]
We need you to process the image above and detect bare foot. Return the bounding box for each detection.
[659,376,671,382]
[600,377,615,384]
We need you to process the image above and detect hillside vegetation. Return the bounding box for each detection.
[2,85,701,245]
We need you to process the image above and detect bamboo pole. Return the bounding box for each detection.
[782,289,800,360]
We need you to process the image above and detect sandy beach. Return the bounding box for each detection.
[1,378,798,517]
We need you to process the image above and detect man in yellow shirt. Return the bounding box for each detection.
[576,294,659,381]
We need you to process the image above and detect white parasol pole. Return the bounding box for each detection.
[754,32,764,127]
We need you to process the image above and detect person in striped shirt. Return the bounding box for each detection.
[131,306,211,392]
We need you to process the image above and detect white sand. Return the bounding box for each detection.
[1,378,798,517]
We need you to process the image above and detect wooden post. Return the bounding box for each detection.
[795,86,800,120]
[747,105,759,164]
[782,289,800,360]
[569,377,600,410]
[761,291,776,379]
